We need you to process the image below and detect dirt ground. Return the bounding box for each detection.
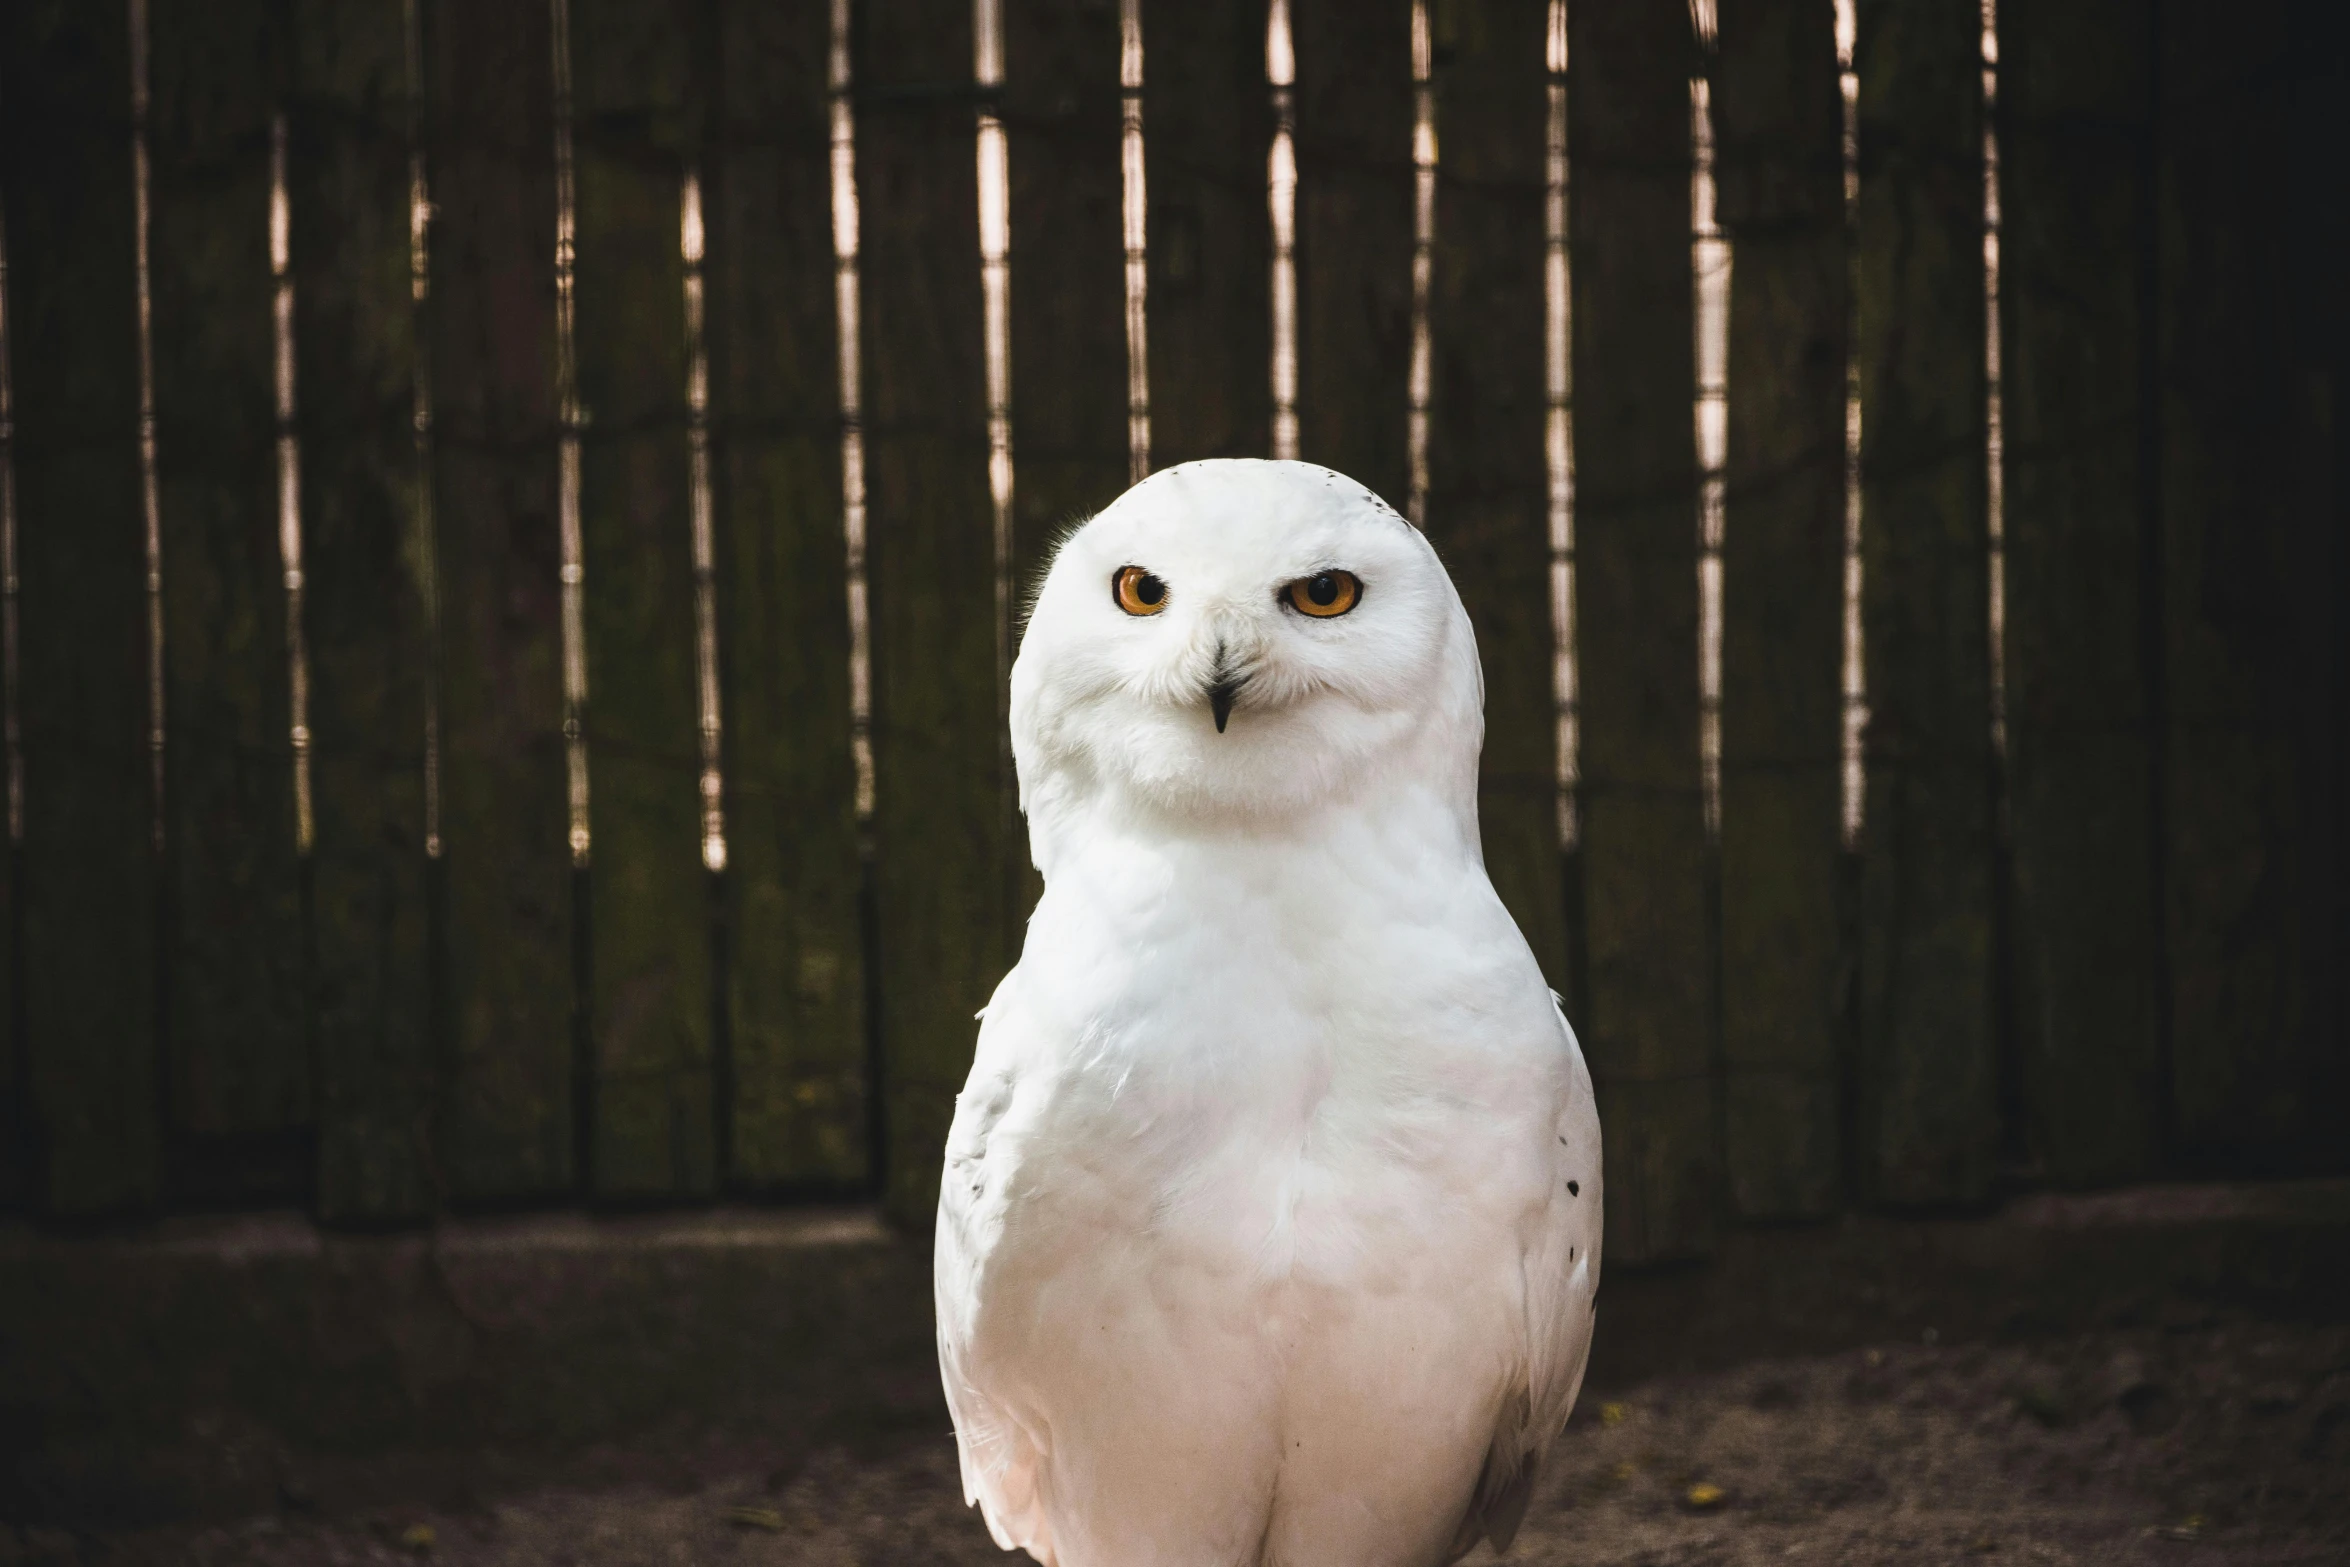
[16,1309,2344,1567]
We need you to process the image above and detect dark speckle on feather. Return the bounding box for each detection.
[1567,1181,1580,1196]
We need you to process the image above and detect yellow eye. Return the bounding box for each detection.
[1285,570,1361,618]
[1113,565,1168,616]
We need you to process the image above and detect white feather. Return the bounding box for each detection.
[937,460,1602,1567]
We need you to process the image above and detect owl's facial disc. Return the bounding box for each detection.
[1011,460,1477,823]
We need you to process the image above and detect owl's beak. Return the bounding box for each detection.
[1207,675,1243,733]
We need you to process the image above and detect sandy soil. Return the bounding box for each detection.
[15,1312,2345,1567]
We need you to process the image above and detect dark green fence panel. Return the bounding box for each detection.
[0,830,11,1210]
[1140,0,1269,467]
[571,0,716,1200]
[0,688,12,1209]
[707,0,868,1191]
[1570,0,1713,1263]
[1006,0,1128,551]
[1853,0,1996,1207]
[1293,0,1412,507]
[1714,0,1846,1220]
[428,0,574,1203]
[150,0,310,1198]
[3,2,162,1217]
[1428,0,1568,995]
[2158,0,2343,1175]
[2001,0,2162,1188]
[859,0,1013,1224]
[1004,0,1127,929]
[295,0,436,1223]
[0,0,2337,1229]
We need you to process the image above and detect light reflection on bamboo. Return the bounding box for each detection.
[1690,1,1727,841]
[131,0,166,854]
[831,0,874,821]
[1836,0,1864,846]
[681,171,726,873]
[1982,0,2006,759]
[270,115,315,853]
[1121,0,1150,483]
[1267,0,1298,461]
[1545,0,1579,850]
[551,0,590,865]
[406,0,444,858]
[1406,0,1436,526]
[975,0,1015,758]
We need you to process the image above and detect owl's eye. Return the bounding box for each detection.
[1284,570,1362,618]
[1113,565,1168,616]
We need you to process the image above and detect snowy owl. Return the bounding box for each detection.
[936,459,1603,1567]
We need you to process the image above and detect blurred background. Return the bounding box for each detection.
[0,0,2344,1561]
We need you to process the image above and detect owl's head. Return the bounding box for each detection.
[1011,460,1484,845]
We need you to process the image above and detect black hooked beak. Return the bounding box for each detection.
[1208,677,1242,733]
[1206,643,1247,733]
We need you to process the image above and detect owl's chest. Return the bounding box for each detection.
[994,829,1559,1277]
[996,991,1550,1304]
[972,1016,1551,1506]
[1025,838,1503,1053]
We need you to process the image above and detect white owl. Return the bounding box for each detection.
[936,459,1603,1567]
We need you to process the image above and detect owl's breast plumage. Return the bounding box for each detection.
[938,825,1599,1567]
